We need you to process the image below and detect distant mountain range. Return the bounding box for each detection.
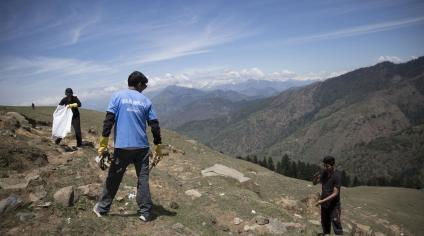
[177,57,424,184]
[149,79,315,128]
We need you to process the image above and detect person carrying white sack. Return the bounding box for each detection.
[52,88,82,147]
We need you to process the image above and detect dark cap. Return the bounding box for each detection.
[323,156,335,165]
[65,88,73,95]
[128,71,148,87]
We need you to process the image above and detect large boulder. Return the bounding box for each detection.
[201,164,250,183]
[77,183,101,200]
[53,186,76,207]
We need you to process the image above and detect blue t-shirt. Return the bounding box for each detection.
[107,89,158,149]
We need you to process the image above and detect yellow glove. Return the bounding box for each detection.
[98,136,109,155]
[154,144,163,157]
[68,103,78,108]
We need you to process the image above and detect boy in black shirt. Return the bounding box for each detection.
[313,156,343,235]
[55,88,82,147]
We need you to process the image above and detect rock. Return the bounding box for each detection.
[172,222,185,232]
[278,196,298,210]
[294,213,303,219]
[29,185,47,202]
[266,218,288,234]
[375,232,386,236]
[351,222,374,236]
[301,193,320,216]
[6,112,30,129]
[243,224,260,232]
[26,174,44,187]
[218,225,230,232]
[16,212,35,221]
[185,189,202,199]
[201,164,251,183]
[169,201,179,209]
[308,220,321,226]
[59,145,77,152]
[53,186,75,207]
[0,177,29,190]
[81,140,95,148]
[37,202,52,208]
[116,196,125,202]
[233,217,243,225]
[282,222,305,231]
[77,183,100,200]
[255,215,269,225]
[0,195,23,214]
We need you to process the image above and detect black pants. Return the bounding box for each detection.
[321,203,343,235]
[71,116,82,146]
[96,148,152,217]
[55,116,82,146]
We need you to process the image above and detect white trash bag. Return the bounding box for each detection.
[52,105,73,139]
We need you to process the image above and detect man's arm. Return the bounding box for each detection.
[102,112,115,137]
[148,119,162,145]
[316,186,339,205]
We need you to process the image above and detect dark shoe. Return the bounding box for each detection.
[55,138,62,145]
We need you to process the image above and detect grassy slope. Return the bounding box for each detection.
[1,106,423,235]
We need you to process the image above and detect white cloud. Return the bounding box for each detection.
[120,18,255,66]
[282,16,424,45]
[0,56,115,81]
[377,55,403,63]
[147,67,343,90]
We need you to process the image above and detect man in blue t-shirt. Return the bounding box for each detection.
[93,71,162,222]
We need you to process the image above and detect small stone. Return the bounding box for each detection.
[308,220,321,226]
[218,225,230,232]
[16,212,35,221]
[255,215,269,225]
[172,223,185,232]
[169,201,179,209]
[29,185,47,202]
[37,202,52,208]
[116,196,125,202]
[185,189,202,199]
[233,217,243,225]
[266,218,288,234]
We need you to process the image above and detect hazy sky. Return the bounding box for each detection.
[0,0,423,106]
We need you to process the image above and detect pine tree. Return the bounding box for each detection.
[253,155,258,164]
[353,176,360,186]
[341,170,351,187]
[268,157,275,171]
[281,154,290,175]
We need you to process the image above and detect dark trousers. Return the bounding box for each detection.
[55,116,82,146]
[321,203,343,235]
[96,148,152,216]
[72,116,82,146]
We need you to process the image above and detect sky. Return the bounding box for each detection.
[0,0,423,108]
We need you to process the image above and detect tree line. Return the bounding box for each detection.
[237,154,423,189]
